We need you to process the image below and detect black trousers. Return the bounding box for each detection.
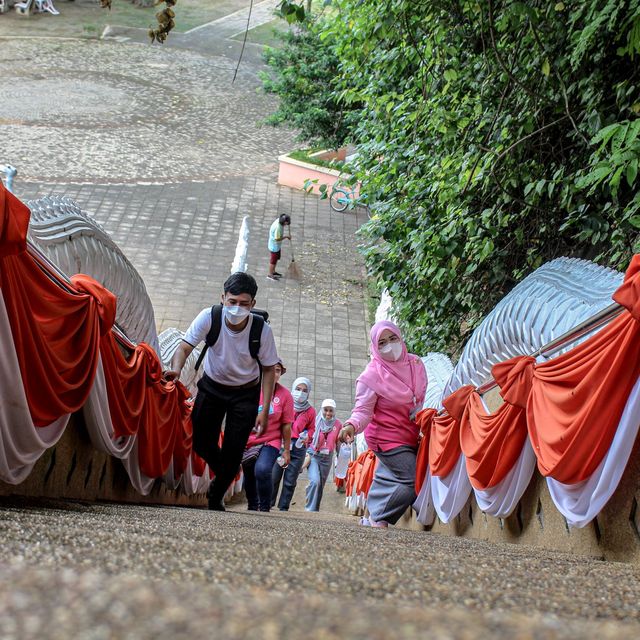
[191,374,260,503]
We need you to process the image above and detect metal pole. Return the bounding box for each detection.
[474,301,623,396]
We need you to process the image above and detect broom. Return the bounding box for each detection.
[286,237,302,280]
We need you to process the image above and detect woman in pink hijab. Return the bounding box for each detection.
[339,320,427,527]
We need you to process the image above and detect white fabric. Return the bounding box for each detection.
[413,469,436,526]
[374,289,396,323]
[83,357,135,459]
[469,395,536,518]
[547,373,640,528]
[83,356,213,496]
[181,456,211,495]
[120,438,156,496]
[473,440,537,518]
[163,458,182,491]
[0,292,211,497]
[355,432,368,456]
[334,443,351,479]
[183,307,279,385]
[0,295,69,484]
[345,492,366,513]
[231,215,250,274]
[225,471,244,500]
[430,454,472,523]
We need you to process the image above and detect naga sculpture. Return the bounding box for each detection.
[26,195,161,355]
[441,257,623,398]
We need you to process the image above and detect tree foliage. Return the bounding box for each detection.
[268,1,640,354]
[260,16,359,149]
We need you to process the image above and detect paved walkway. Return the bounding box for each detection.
[184,0,280,37]
[0,499,639,638]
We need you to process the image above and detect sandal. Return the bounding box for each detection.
[359,516,388,528]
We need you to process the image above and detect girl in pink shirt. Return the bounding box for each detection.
[242,361,294,511]
[271,376,317,511]
[339,321,427,527]
[305,398,342,511]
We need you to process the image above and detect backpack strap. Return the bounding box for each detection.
[248,313,264,362]
[194,305,223,371]
[194,305,263,372]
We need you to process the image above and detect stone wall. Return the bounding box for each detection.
[397,429,640,565]
[0,414,207,508]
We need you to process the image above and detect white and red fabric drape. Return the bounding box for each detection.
[415,255,640,527]
[0,184,209,494]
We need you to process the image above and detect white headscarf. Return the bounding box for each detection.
[291,376,312,412]
[311,399,337,450]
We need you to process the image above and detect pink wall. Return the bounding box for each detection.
[277,155,344,194]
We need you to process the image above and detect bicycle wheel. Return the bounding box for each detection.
[330,187,350,212]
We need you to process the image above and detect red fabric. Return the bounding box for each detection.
[99,333,193,478]
[191,452,207,477]
[345,450,378,498]
[528,307,640,483]
[72,275,117,336]
[0,184,30,260]
[356,450,378,496]
[1,257,109,426]
[493,356,536,408]
[613,254,640,320]
[0,187,195,479]
[415,408,435,494]
[460,392,528,490]
[429,386,474,477]
[0,187,115,425]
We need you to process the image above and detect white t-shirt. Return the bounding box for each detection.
[183,307,279,386]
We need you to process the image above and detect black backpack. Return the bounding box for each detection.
[194,304,269,372]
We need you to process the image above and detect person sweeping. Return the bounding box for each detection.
[267,214,291,281]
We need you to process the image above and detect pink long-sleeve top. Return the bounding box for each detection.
[308,420,342,455]
[347,380,419,452]
[292,406,316,440]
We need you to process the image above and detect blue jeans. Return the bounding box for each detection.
[272,439,306,510]
[242,445,279,511]
[305,453,333,512]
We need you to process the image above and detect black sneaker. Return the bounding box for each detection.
[273,271,283,277]
[208,496,226,511]
[266,274,279,281]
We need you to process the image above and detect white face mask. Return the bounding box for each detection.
[225,305,251,325]
[379,341,403,361]
[292,390,309,403]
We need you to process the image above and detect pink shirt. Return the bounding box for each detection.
[347,380,419,452]
[246,383,294,449]
[292,406,316,440]
[309,420,342,455]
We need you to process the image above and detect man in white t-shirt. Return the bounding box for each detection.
[164,272,279,510]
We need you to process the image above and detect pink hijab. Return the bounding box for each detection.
[357,320,427,406]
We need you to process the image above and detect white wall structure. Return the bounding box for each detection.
[231,215,250,274]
